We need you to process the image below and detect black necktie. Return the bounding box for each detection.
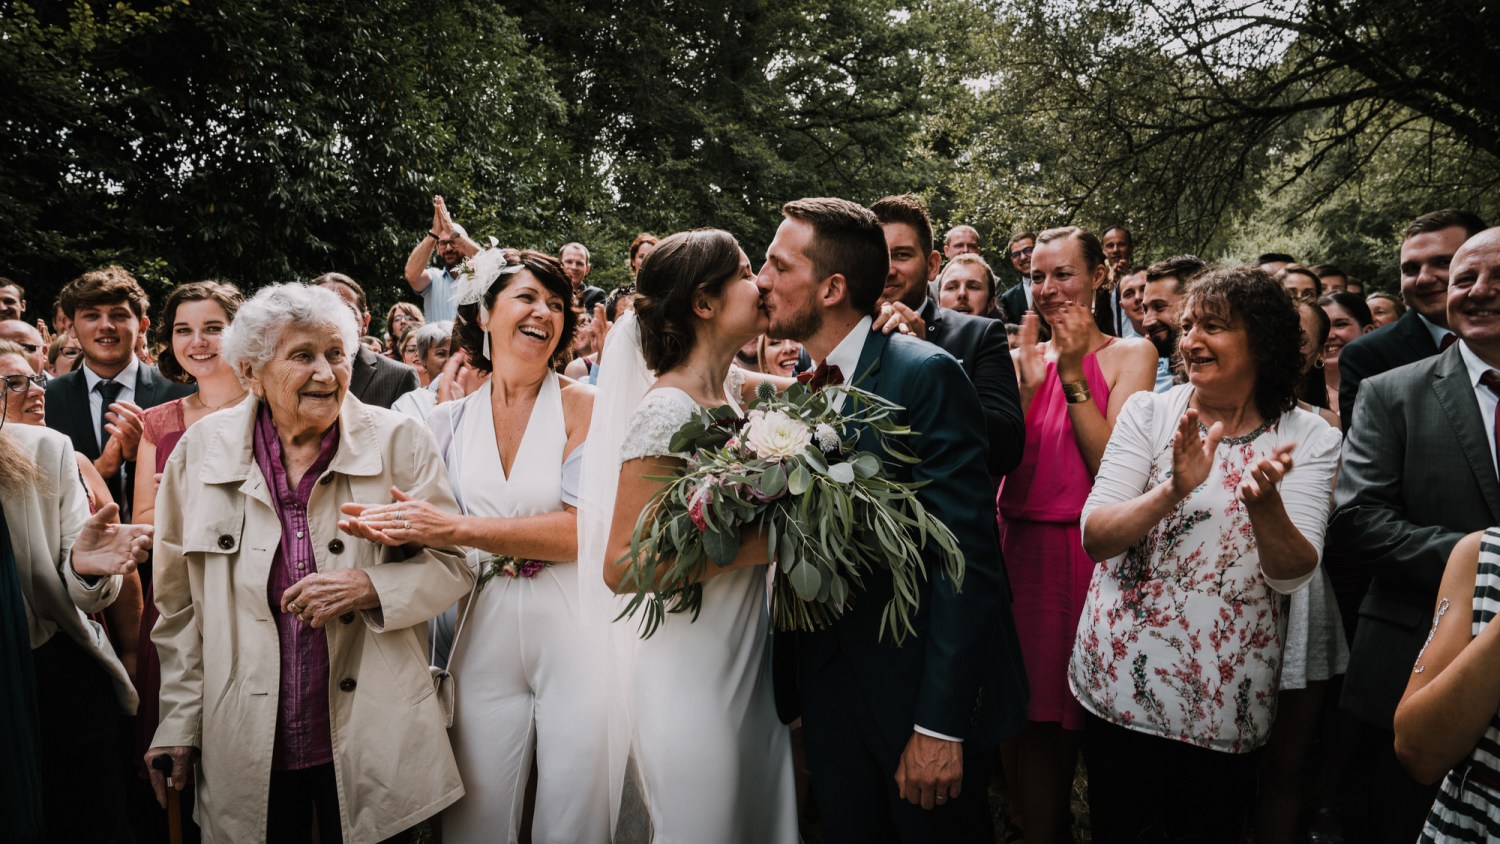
[96,379,124,451]
[798,362,843,390]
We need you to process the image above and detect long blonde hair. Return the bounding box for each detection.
[0,429,46,499]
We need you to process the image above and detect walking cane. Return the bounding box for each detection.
[151,754,183,844]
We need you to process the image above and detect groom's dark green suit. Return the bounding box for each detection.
[777,327,1028,842]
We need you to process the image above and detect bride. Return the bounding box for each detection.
[577,228,798,842]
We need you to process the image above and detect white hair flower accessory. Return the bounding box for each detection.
[454,247,523,359]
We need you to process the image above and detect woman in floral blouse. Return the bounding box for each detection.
[1069,266,1343,842]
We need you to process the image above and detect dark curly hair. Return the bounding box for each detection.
[155,280,244,383]
[455,250,578,372]
[1183,266,1304,422]
[633,229,745,374]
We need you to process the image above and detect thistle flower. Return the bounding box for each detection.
[815,423,841,453]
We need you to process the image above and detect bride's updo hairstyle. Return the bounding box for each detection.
[456,249,578,371]
[634,228,743,374]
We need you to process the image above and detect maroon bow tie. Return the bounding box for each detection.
[798,362,843,389]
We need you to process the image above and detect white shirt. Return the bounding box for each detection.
[1459,340,1500,473]
[1418,312,1455,350]
[819,315,960,743]
[83,356,139,450]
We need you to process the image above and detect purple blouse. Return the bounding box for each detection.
[253,404,340,771]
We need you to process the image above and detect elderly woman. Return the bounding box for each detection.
[145,283,473,843]
[1070,266,1342,842]
[344,250,611,843]
[391,320,454,422]
[2,413,152,841]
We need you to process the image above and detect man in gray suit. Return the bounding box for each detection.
[1325,226,1500,842]
[315,273,420,408]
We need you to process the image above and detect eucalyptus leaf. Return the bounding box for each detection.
[828,462,856,484]
[788,561,822,601]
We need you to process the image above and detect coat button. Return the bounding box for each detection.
[340,612,355,625]
[339,678,356,692]
[217,535,234,550]
[327,539,345,554]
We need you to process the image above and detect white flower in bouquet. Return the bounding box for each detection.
[743,409,812,459]
[814,423,841,453]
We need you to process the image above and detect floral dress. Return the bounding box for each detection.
[1068,386,1342,753]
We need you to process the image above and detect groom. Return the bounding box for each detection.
[760,197,1027,842]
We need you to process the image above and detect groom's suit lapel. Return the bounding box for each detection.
[848,328,890,455]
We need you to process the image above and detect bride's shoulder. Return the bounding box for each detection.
[619,387,702,462]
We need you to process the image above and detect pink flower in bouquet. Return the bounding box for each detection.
[688,478,715,531]
[517,559,548,578]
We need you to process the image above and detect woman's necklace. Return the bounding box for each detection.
[191,389,247,412]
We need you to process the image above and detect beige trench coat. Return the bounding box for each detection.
[151,395,474,843]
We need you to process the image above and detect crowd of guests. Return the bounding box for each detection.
[3,196,1499,844]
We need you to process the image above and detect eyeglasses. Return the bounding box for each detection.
[2,374,45,392]
[59,347,81,357]
[1010,246,1035,260]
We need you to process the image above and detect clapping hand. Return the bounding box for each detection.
[339,486,454,547]
[104,399,145,460]
[872,301,926,339]
[1239,443,1295,508]
[1013,312,1048,405]
[1169,409,1223,501]
[71,503,152,577]
[1047,298,1094,372]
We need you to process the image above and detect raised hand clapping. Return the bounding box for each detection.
[1168,409,1223,501]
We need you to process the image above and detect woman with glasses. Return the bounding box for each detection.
[45,333,82,377]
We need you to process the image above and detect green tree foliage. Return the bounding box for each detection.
[924,0,1500,280]
[1,0,570,311]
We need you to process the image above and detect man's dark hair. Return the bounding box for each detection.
[156,280,245,383]
[1308,263,1345,280]
[781,198,888,314]
[59,265,149,318]
[1256,252,1296,265]
[0,278,23,299]
[1403,209,1487,241]
[1143,255,1207,296]
[1007,231,1038,250]
[1103,225,1133,244]
[311,272,368,315]
[870,194,934,257]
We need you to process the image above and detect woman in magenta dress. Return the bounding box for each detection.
[1000,227,1156,844]
[130,281,246,799]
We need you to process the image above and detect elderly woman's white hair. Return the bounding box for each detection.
[222,283,358,386]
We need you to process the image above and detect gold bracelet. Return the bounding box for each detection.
[1062,380,1091,404]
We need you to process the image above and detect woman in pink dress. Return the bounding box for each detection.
[1000,227,1156,844]
[129,281,245,805]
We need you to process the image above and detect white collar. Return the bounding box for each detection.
[1417,312,1453,348]
[83,355,139,392]
[1458,340,1498,389]
[818,316,873,385]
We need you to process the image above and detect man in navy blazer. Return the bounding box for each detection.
[45,267,195,520]
[870,194,1025,478]
[760,197,1027,843]
[1337,208,1487,427]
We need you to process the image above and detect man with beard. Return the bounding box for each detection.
[870,194,1024,477]
[1140,255,1206,392]
[404,194,469,322]
[759,197,1027,843]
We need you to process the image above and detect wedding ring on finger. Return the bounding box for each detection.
[289,603,303,614]
[402,520,411,531]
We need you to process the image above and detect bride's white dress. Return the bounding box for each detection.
[617,380,798,843]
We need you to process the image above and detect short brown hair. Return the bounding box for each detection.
[1007,230,1037,250]
[1403,209,1487,241]
[155,281,244,383]
[629,232,659,265]
[869,194,934,257]
[59,265,149,319]
[1144,255,1207,295]
[781,197,887,314]
[311,272,368,315]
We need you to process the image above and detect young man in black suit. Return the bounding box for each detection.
[869,194,1025,478]
[44,267,195,519]
[1337,208,1488,427]
[314,273,421,409]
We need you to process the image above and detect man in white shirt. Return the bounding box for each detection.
[403,196,469,322]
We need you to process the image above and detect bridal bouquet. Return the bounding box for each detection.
[617,380,963,644]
